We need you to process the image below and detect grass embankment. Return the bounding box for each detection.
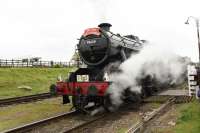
[0,97,72,132]
[0,68,74,99]
[175,100,200,133]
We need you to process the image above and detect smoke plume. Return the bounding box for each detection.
[106,43,189,107]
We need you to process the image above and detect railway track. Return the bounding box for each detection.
[2,95,193,133]
[126,97,176,133]
[64,114,106,133]
[63,97,176,133]
[126,95,194,133]
[63,95,193,133]
[0,93,56,106]
[2,111,78,133]
[2,109,106,133]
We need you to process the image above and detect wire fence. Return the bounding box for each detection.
[0,59,74,68]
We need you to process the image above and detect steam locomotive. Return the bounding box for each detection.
[51,23,155,112]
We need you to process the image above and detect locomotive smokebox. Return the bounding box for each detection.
[98,23,112,31]
[78,22,143,67]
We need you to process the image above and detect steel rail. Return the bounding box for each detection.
[0,93,56,106]
[126,97,176,133]
[2,111,77,133]
[64,114,106,133]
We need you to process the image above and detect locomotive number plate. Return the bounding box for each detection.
[86,40,96,44]
[77,75,89,82]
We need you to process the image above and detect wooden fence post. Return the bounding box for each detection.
[12,59,14,67]
[5,59,7,67]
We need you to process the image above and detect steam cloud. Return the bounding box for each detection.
[106,43,189,107]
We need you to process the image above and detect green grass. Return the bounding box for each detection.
[175,100,200,133]
[0,68,75,99]
[117,128,127,133]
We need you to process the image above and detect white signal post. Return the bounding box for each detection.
[185,16,200,99]
[187,65,199,99]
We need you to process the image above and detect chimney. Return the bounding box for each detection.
[98,23,112,31]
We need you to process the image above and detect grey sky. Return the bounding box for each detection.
[0,0,199,61]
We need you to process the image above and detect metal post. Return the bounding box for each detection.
[185,16,200,64]
[196,20,200,63]
[186,17,200,99]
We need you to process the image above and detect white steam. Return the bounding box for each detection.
[107,43,189,107]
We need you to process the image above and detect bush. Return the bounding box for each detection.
[53,64,62,68]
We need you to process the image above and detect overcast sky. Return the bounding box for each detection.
[0,0,200,61]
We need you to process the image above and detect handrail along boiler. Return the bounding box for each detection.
[51,23,146,111]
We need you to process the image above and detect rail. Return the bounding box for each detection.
[0,93,56,106]
[64,114,106,133]
[126,97,176,133]
[2,111,77,133]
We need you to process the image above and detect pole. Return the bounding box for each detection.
[195,19,200,99]
[196,20,200,64]
[186,16,200,99]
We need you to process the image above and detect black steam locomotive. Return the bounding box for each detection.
[53,23,156,112]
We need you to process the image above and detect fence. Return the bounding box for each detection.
[0,59,74,68]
